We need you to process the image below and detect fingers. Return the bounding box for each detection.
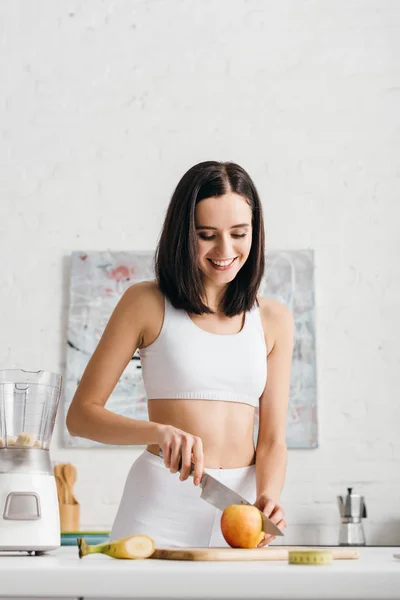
[257,534,276,548]
[254,496,287,548]
[161,445,172,469]
[160,429,203,485]
[179,436,203,483]
[276,517,287,531]
[191,437,203,486]
[269,507,286,527]
[169,442,181,474]
[257,498,286,529]
[261,499,276,518]
[258,519,286,548]
[179,438,192,481]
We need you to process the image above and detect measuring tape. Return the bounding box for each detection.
[288,550,333,565]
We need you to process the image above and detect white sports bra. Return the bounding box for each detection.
[139,296,267,408]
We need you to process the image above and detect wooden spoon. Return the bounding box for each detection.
[62,463,78,504]
[54,464,70,503]
[54,474,66,504]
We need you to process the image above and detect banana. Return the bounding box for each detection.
[16,432,37,447]
[78,534,155,560]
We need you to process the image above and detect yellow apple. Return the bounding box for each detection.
[220,504,265,549]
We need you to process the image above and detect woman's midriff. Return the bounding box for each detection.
[146,398,256,469]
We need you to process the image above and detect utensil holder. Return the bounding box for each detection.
[59,503,80,532]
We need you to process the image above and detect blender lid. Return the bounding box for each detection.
[0,369,61,388]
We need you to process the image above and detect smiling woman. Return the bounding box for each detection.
[66,161,294,548]
[196,195,252,280]
[154,161,265,317]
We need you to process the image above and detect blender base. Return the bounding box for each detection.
[0,472,61,553]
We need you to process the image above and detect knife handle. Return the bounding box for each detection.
[158,449,195,477]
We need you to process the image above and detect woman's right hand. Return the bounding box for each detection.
[156,424,204,486]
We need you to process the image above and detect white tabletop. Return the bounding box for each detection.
[0,547,399,599]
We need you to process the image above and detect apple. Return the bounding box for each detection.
[220,504,265,549]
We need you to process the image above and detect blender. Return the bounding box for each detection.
[0,369,62,554]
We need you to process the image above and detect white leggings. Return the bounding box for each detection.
[110,449,257,547]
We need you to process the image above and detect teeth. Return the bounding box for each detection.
[210,258,235,267]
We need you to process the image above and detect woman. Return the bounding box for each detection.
[66,161,294,548]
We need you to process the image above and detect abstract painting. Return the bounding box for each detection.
[63,250,317,448]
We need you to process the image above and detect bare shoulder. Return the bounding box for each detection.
[256,296,294,351]
[123,279,162,306]
[121,280,164,347]
[257,296,293,324]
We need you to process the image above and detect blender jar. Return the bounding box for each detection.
[0,370,62,451]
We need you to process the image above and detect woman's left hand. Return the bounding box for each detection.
[253,494,287,547]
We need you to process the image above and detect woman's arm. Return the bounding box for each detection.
[66,281,205,483]
[66,282,161,445]
[254,299,294,543]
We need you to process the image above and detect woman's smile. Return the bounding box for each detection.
[195,192,253,286]
[207,257,238,270]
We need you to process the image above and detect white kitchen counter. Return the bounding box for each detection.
[0,546,399,600]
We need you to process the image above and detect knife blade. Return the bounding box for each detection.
[158,449,283,537]
[199,472,283,536]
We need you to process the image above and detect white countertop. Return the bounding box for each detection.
[0,547,399,599]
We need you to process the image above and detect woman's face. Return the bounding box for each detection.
[195,192,253,286]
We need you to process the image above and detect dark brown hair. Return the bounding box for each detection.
[155,161,265,316]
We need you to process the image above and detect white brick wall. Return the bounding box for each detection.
[1,0,399,545]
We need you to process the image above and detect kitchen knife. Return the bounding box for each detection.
[158,449,283,537]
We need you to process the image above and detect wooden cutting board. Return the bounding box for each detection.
[151,546,360,561]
